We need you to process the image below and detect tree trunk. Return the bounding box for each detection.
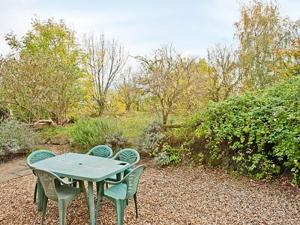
[125,103,131,112]
[96,97,106,116]
[162,112,168,126]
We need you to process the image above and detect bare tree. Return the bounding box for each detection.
[136,46,195,125]
[206,45,241,102]
[117,67,140,112]
[84,34,127,115]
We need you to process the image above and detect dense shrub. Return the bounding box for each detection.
[0,120,36,159]
[185,76,300,184]
[70,118,115,150]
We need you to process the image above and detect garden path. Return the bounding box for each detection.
[0,157,31,183]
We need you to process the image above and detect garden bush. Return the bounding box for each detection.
[105,131,131,151]
[183,76,300,184]
[139,121,166,155]
[154,144,182,167]
[70,117,116,151]
[0,120,36,159]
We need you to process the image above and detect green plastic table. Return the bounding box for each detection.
[32,152,131,225]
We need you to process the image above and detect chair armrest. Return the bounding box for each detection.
[47,171,75,185]
[104,179,123,185]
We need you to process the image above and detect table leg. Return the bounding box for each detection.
[88,181,95,225]
[95,181,104,221]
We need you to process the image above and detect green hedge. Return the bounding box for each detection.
[188,76,300,184]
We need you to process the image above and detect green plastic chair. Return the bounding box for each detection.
[113,148,140,165]
[27,150,56,204]
[34,169,84,225]
[106,148,140,183]
[87,145,113,158]
[99,165,145,225]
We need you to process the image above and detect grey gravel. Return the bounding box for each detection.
[0,159,300,225]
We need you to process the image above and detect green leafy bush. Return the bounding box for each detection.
[154,144,182,167]
[185,76,300,184]
[70,118,115,151]
[0,120,36,158]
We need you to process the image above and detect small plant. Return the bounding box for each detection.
[0,120,36,158]
[139,121,165,155]
[154,152,170,167]
[154,144,182,167]
[105,131,130,151]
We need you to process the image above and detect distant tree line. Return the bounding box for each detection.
[0,0,298,125]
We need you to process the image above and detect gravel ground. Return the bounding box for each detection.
[0,159,300,225]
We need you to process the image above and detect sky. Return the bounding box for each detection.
[0,0,299,58]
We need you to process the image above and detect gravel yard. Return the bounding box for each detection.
[0,159,300,225]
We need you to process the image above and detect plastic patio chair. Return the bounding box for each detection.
[27,150,56,204]
[98,165,145,225]
[113,148,140,165]
[34,169,85,225]
[87,145,113,158]
[106,148,140,182]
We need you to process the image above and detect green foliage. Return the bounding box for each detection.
[235,0,299,90]
[187,76,300,184]
[154,144,182,167]
[0,120,36,158]
[1,18,84,124]
[70,118,115,151]
[39,112,161,150]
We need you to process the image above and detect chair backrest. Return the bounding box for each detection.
[87,145,113,158]
[27,150,56,167]
[123,165,145,199]
[114,148,140,165]
[34,169,59,201]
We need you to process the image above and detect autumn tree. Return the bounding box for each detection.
[0,19,83,124]
[136,46,195,125]
[206,45,241,102]
[84,34,127,115]
[117,68,141,112]
[235,0,299,90]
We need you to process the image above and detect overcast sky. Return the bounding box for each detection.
[0,0,299,58]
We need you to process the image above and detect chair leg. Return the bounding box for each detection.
[40,197,48,225]
[34,181,38,203]
[134,193,138,218]
[37,181,44,212]
[58,200,67,225]
[116,200,125,225]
